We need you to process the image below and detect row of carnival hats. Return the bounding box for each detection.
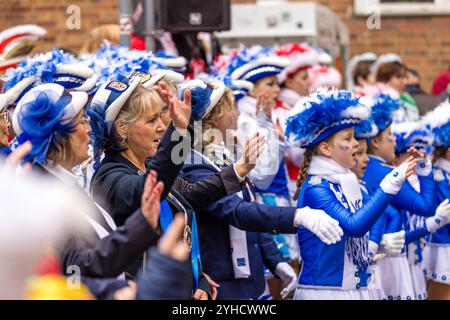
[284,89,450,151]
[210,43,342,100]
[0,41,188,113]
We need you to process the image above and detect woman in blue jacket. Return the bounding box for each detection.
[179,79,344,299]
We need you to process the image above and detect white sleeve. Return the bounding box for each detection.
[236,111,285,190]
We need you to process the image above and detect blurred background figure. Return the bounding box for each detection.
[405,68,445,116]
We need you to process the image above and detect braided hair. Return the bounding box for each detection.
[293,148,314,201]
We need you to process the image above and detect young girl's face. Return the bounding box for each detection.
[325,127,359,169]
[251,76,281,103]
[374,125,397,164]
[351,139,369,178]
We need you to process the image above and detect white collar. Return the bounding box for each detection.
[278,88,301,108]
[43,162,79,188]
[237,95,257,118]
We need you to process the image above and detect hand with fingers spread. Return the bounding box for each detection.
[379,157,417,195]
[234,132,267,178]
[141,170,165,231]
[407,147,432,176]
[294,207,344,245]
[275,262,297,299]
[255,93,272,120]
[379,230,405,256]
[155,82,191,132]
[426,199,450,233]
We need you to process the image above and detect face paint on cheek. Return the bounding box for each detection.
[339,145,350,152]
[386,136,394,144]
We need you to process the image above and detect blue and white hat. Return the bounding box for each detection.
[225,46,289,84]
[12,83,88,164]
[1,49,97,109]
[285,89,369,148]
[154,51,188,73]
[89,73,143,133]
[392,121,433,155]
[354,116,379,140]
[361,93,402,133]
[421,100,450,147]
[179,79,226,121]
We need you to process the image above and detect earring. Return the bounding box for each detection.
[120,138,126,148]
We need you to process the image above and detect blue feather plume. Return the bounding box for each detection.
[4,48,76,90]
[15,90,76,164]
[285,90,361,147]
[370,93,402,132]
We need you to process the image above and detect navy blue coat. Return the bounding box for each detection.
[182,151,297,299]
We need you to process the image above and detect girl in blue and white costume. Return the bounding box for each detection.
[391,121,450,299]
[421,100,450,299]
[223,47,300,284]
[350,115,406,300]
[286,89,416,300]
[362,94,439,299]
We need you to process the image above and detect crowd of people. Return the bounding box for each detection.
[0,23,449,300]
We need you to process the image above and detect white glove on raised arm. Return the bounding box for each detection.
[415,157,432,176]
[294,207,343,245]
[426,199,450,233]
[379,162,410,195]
[379,230,405,256]
[275,262,297,299]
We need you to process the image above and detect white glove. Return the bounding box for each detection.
[415,157,432,176]
[379,162,410,195]
[426,199,450,233]
[275,262,297,299]
[379,230,405,256]
[294,207,343,245]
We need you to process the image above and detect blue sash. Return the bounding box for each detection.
[159,199,202,289]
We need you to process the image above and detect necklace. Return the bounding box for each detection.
[167,193,192,252]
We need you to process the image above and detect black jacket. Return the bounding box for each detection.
[91,123,243,227]
[32,164,160,298]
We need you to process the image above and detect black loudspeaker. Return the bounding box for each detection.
[156,0,230,32]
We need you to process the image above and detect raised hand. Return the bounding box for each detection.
[379,157,417,195]
[235,132,266,178]
[141,170,164,230]
[255,93,272,120]
[2,141,32,172]
[155,82,191,131]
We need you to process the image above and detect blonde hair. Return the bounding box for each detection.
[200,88,234,150]
[46,112,82,166]
[114,86,164,146]
[79,25,120,56]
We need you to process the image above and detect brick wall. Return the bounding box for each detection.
[1,0,449,91]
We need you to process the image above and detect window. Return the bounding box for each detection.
[354,0,450,16]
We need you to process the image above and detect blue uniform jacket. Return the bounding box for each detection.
[297,175,394,289]
[181,151,294,299]
[429,166,450,244]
